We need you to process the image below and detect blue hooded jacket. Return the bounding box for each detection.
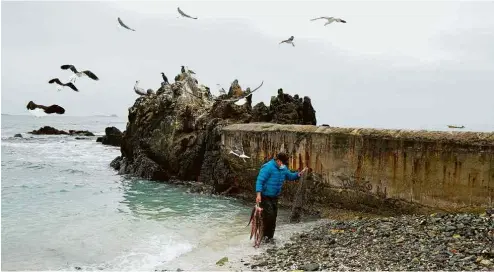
[255,159,300,197]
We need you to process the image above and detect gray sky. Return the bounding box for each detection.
[1,1,493,130]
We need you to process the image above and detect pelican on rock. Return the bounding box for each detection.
[134,80,146,96]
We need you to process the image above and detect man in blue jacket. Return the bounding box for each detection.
[255,152,307,242]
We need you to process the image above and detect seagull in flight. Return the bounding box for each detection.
[60,65,99,83]
[216,81,264,106]
[228,144,250,162]
[310,16,347,26]
[134,80,146,96]
[177,7,198,19]
[48,78,79,92]
[279,36,295,47]
[26,101,65,115]
[117,17,136,31]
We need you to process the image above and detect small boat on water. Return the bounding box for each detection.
[447,125,465,129]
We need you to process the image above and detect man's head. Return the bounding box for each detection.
[274,152,289,168]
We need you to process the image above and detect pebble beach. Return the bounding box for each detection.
[247,212,494,271]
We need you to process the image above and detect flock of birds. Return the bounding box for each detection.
[24,6,350,163]
[26,6,347,116]
[26,65,100,115]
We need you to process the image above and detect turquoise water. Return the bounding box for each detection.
[1,114,319,271]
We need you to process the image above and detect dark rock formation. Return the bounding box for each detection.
[96,127,123,147]
[14,133,22,138]
[29,126,94,136]
[267,89,317,125]
[111,72,317,196]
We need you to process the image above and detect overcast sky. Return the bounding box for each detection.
[1,1,493,130]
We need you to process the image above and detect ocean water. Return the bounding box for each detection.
[1,114,321,271]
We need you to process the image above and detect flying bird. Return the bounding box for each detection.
[447,125,465,129]
[48,78,79,92]
[228,144,250,162]
[177,7,198,19]
[134,80,146,96]
[60,65,99,83]
[216,81,264,105]
[310,16,347,26]
[161,72,169,85]
[117,17,136,31]
[279,36,295,47]
[26,101,65,115]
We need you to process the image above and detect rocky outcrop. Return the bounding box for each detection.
[110,71,317,196]
[268,88,317,125]
[96,127,123,147]
[29,126,94,136]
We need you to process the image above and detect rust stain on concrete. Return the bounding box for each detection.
[222,123,494,213]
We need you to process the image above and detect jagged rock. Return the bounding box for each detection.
[111,73,317,195]
[29,126,94,136]
[228,79,243,97]
[14,133,22,138]
[68,130,94,136]
[252,102,271,122]
[96,126,123,147]
[267,89,317,125]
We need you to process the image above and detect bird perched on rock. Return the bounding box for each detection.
[310,16,347,26]
[186,66,196,74]
[60,65,99,83]
[177,7,198,19]
[134,80,146,96]
[279,36,295,47]
[26,101,65,114]
[48,78,79,92]
[161,72,169,85]
[181,66,186,74]
[117,17,136,31]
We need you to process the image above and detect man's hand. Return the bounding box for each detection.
[256,192,261,203]
[298,167,308,177]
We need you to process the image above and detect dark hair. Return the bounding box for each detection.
[275,152,289,165]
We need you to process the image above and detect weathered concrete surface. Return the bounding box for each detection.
[222,123,494,214]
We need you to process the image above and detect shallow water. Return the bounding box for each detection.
[1,114,322,271]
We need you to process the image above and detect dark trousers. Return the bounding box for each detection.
[260,195,279,239]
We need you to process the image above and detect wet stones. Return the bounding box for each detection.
[250,212,494,271]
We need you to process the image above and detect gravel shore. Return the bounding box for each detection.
[247,212,494,271]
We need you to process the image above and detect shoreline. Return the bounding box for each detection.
[246,212,494,271]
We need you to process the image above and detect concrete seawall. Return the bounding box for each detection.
[221,123,494,214]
